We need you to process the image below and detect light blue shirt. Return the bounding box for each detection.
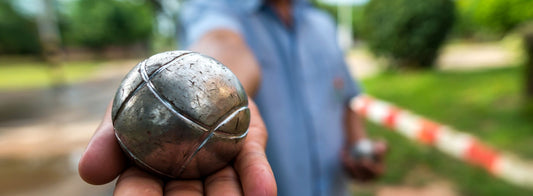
[181,1,361,195]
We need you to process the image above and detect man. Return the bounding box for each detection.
[180,0,386,195]
[78,0,385,195]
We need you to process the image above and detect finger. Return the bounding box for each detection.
[350,162,376,181]
[205,166,243,196]
[361,159,382,176]
[368,141,387,176]
[373,141,388,161]
[350,160,374,181]
[114,167,164,196]
[165,179,203,196]
[341,149,361,179]
[79,102,127,185]
[234,99,277,196]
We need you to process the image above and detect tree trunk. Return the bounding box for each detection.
[36,0,63,87]
[524,32,533,99]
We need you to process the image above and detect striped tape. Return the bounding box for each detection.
[350,94,533,188]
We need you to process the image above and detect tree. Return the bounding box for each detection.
[523,25,533,105]
[0,1,40,54]
[454,0,533,39]
[473,0,533,34]
[362,0,455,68]
[62,0,154,49]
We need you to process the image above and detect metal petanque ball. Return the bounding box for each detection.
[351,139,375,161]
[111,51,250,179]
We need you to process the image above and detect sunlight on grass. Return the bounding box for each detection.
[0,60,101,90]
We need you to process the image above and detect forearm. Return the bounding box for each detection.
[344,106,367,145]
[189,29,261,97]
[342,106,387,181]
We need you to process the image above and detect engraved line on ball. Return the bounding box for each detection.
[112,51,193,123]
[175,106,250,177]
[214,128,249,139]
[115,131,175,178]
[138,53,248,134]
[113,51,197,179]
[139,58,211,177]
[139,58,208,133]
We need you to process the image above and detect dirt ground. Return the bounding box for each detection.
[347,42,521,79]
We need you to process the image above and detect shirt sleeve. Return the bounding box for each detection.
[179,0,244,48]
[340,60,362,106]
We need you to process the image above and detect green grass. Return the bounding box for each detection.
[0,59,101,90]
[361,66,533,195]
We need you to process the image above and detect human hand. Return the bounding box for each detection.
[78,99,277,196]
[341,139,387,182]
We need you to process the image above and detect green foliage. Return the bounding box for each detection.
[474,0,533,34]
[362,66,533,195]
[0,1,40,54]
[455,0,533,39]
[362,0,455,68]
[62,0,154,49]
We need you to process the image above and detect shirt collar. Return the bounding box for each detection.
[239,0,309,13]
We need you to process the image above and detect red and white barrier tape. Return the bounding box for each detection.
[350,94,533,188]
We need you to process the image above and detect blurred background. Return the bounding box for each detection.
[0,0,532,195]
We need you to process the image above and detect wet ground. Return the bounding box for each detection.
[0,60,134,196]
